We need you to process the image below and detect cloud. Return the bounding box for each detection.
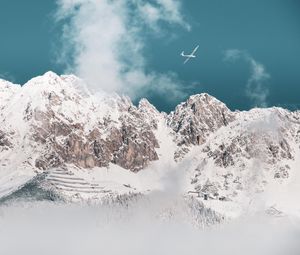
[137,0,190,32]
[224,49,270,107]
[54,0,190,102]
[0,201,299,255]
[223,49,243,62]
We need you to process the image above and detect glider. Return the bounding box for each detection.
[181,45,199,64]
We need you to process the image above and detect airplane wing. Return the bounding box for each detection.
[183,57,191,64]
[191,45,199,55]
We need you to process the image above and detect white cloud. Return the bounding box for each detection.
[223,49,243,62]
[224,49,270,107]
[137,0,190,32]
[54,0,190,102]
[0,202,299,255]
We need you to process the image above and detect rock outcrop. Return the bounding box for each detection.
[3,72,160,172]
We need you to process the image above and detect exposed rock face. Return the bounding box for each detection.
[0,72,161,172]
[24,76,160,171]
[167,93,235,160]
[111,121,159,172]
[168,93,235,146]
[187,108,300,203]
[0,130,12,149]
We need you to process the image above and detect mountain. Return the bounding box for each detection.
[1,71,300,218]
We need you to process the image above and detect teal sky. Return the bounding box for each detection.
[0,0,300,112]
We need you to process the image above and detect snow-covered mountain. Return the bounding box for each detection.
[1,72,300,218]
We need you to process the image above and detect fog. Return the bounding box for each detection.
[0,199,299,255]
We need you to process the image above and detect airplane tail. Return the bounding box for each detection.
[180,51,185,56]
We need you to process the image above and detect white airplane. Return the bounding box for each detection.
[181,45,199,64]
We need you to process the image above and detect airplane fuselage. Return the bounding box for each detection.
[181,51,196,58]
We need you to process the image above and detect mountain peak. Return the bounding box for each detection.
[188,92,211,100]
[187,93,228,109]
[23,71,63,89]
[138,98,158,113]
[167,93,235,147]
[43,71,59,78]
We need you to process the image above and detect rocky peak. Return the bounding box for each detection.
[0,72,161,172]
[167,93,235,147]
[138,98,158,113]
[137,98,161,129]
[23,71,63,88]
[185,93,231,119]
[187,93,218,105]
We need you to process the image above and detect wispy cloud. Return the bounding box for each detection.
[0,71,16,83]
[224,49,270,107]
[137,0,191,32]
[54,0,190,102]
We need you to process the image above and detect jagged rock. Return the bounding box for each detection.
[168,93,235,146]
[167,93,235,159]
[0,130,11,149]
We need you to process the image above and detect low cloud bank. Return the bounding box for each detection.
[0,200,299,255]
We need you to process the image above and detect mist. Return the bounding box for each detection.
[1,138,300,255]
[0,198,299,255]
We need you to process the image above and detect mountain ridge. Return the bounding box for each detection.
[1,71,300,218]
